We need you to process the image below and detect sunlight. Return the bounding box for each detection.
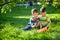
[47,14,60,18]
[13,14,60,19]
[13,16,31,19]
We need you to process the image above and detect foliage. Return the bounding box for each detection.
[0,5,60,40]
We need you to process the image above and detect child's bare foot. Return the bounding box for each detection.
[37,27,47,32]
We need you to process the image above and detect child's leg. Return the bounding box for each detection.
[42,23,49,29]
[21,24,32,30]
[37,22,47,29]
[37,22,43,29]
[37,25,40,29]
[40,22,43,29]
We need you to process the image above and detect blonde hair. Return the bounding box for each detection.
[31,8,38,14]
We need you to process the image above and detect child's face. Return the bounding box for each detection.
[40,12,46,17]
[32,12,38,18]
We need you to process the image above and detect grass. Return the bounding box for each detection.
[0,5,60,40]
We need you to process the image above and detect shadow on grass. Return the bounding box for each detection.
[51,18,60,24]
[0,16,30,28]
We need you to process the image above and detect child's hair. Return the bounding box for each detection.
[40,7,46,12]
[31,8,38,14]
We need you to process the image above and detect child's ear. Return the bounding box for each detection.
[32,14,34,16]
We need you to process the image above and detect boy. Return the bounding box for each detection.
[37,7,51,32]
[22,8,40,30]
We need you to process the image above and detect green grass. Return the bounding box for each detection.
[0,5,60,40]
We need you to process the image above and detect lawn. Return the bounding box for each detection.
[0,5,60,40]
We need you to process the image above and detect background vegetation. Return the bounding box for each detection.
[0,0,60,40]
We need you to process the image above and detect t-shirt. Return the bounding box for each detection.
[28,16,40,25]
[39,15,51,26]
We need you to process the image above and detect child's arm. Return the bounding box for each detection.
[29,18,36,28]
[40,22,42,29]
[46,18,51,28]
[45,22,51,28]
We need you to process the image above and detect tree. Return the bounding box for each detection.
[52,0,60,8]
[0,0,25,13]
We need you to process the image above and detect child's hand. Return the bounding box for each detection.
[31,24,36,28]
[32,26,35,28]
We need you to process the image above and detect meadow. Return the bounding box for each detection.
[0,5,60,40]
